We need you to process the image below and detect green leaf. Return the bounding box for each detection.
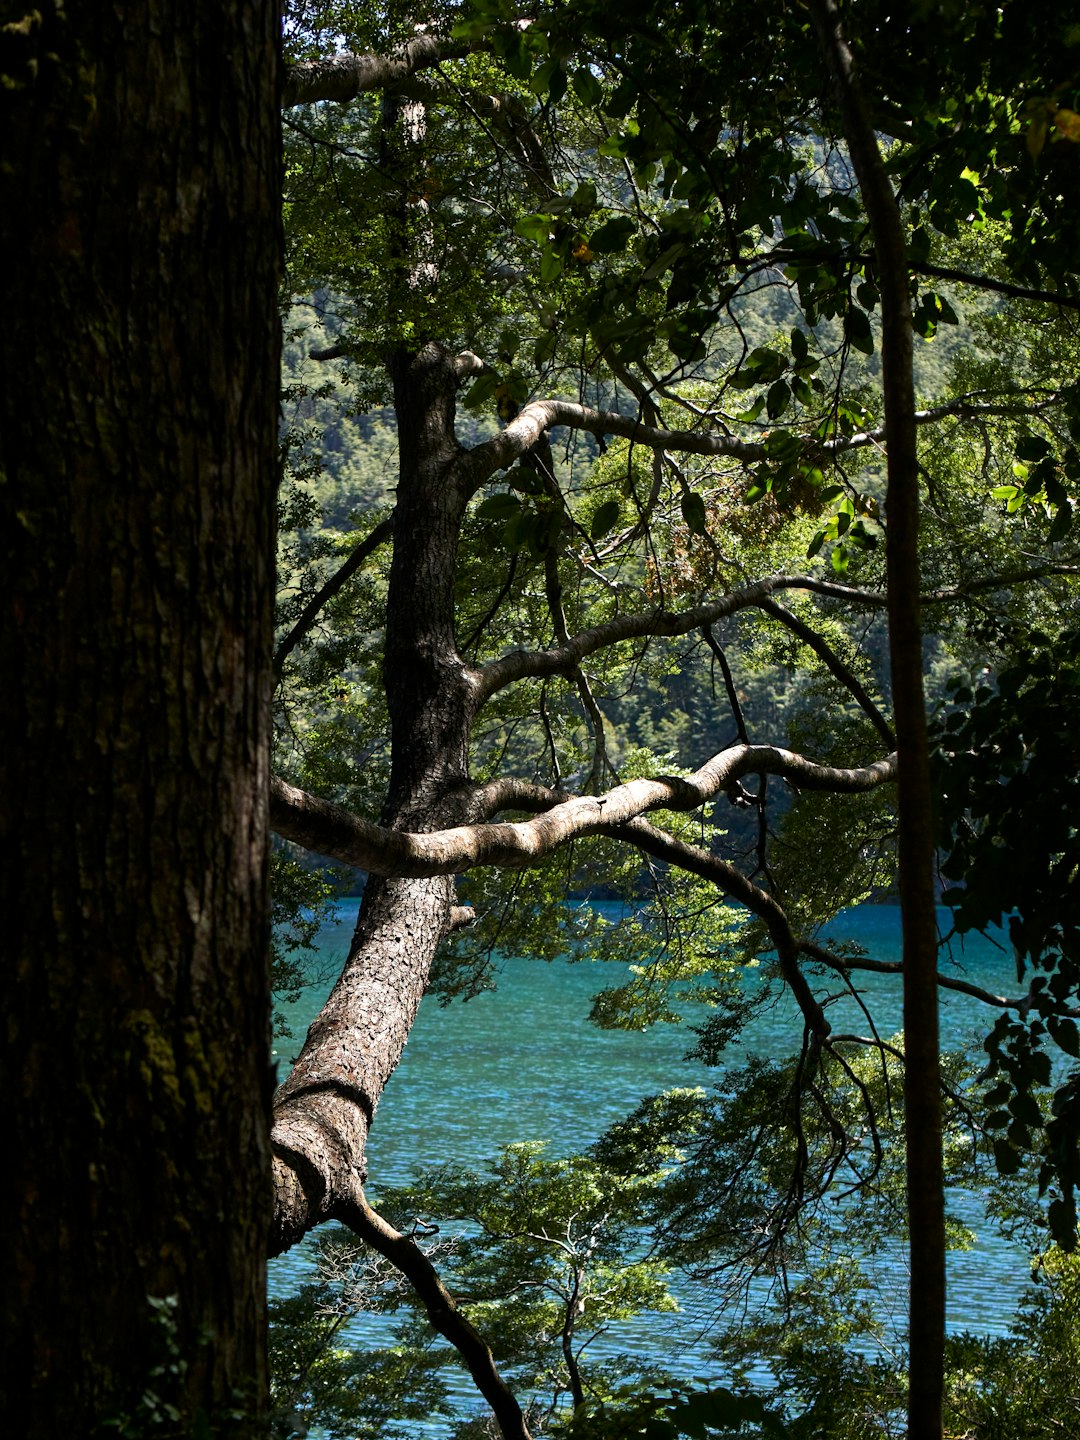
[477,491,522,520]
[681,491,707,535]
[570,182,597,217]
[598,132,633,159]
[502,510,536,551]
[766,379,791,419]
[736,396,765,423]
[589,216,637,254]
[666,314,711,361]
[462,373,499,410]
[743,347,788,384]
[530,57,567,102]
[641,242,689,282]
[1048,1196,1077,1249]
[533,330,558,366]
[909,225,932,262]
[540,246,565,284]
[993,1138,1022,1175]
[844,306,874,355]
[515,213,554,243]
[529,507,564,556]
[604,77,638,118]
[1049,498,1073,541]
[506,466,546,495]
[500,32,534,81]
[497,327,521,361]
[1009,1089,1044,1128]
[1017,434,1053,461]
[1049,1016,1080,1057]
[590,500,622,540]
[572,67,604,108]
[764,428,799,460]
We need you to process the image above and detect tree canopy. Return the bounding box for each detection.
[264,1,1080,1435]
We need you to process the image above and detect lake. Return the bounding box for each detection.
[269,902,1033,1419]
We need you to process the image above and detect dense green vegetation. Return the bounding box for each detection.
[267,2,1080,1436]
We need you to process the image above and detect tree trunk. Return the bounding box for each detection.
[0,2,281,1433]
[809,3,946,1434]
[271,344,478,1247]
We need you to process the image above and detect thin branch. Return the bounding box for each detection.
[920,562,1080,604]
[475,574,887,702]
[460,553,520,657]
[702,627,750,745]
[602,816,831,1040]
[801,939,1078,1013]
[756,596,895,746]
[874,255,1080,313]
[336,1189,532,1440]
[763,239,1080,313]
[275,517,394,675]
[543,548,611,790]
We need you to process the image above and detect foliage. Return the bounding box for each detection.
[708,1247,1080,1440]
[933,628,1080,1248]
[270,847,341,1040]
[268,1261,452,1439]
[554,1383,794,1440]
[371,1125,698,1414]
[269,0,1080,1433]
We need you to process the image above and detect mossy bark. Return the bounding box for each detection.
[0,1,280,1432]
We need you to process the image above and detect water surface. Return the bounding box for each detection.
[270,903,1032,1416]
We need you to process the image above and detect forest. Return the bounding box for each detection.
[3,1,1080,1437]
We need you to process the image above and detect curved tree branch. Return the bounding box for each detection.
[270,745,897,878]
[282,36,470,108]
[457,392,1052,492]
[920,562,1080,604]
[801,939,1080,1015]
[474,574,887,702]
[766,240,1080,313]
[336,1188,532,1440]
[870,255,1080,313]
[603,816,831,1041]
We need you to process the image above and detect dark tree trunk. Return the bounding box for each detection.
[810,3,946,1434]
[0,2,280,1433]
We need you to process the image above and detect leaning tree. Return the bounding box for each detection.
[269,2,1080,1436]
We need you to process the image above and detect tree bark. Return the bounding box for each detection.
[0,2,280,1433]
[267,344,534,1434]
[809,3,946,1434]
[270,346,477,1247]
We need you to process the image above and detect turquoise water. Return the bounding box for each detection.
[269,902,1031,1411]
